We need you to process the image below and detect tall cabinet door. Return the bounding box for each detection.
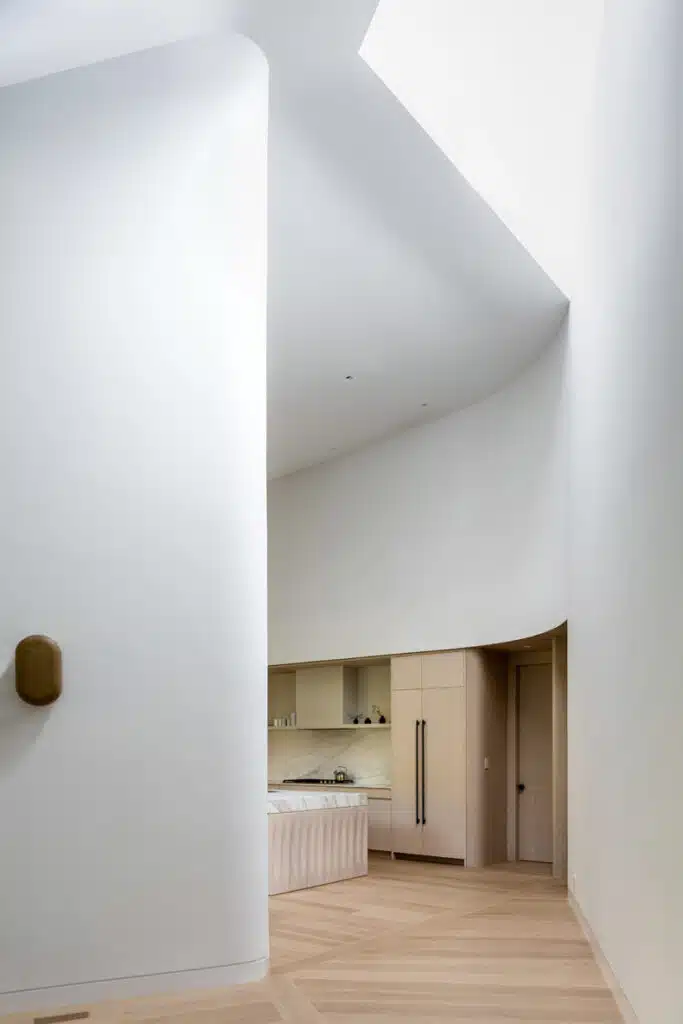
[390,687,424,855]
[421,686,466,860]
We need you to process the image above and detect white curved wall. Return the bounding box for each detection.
[568,1,682,1019]
[0,33,268,1013]
[0,0,238,87]
[269,336,568,664]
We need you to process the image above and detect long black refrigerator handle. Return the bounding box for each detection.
[421,719,426,825]
[415,719,421,824]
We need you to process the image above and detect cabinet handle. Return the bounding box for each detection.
[415,719,420,824]
[421,719,427,825]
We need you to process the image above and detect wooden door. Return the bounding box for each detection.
[390,688,423,855]
[518,663,553,862]
[421,686,466,860]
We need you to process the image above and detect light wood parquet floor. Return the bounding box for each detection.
[3,856,622,1023]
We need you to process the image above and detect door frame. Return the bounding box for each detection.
[506,638,568,880]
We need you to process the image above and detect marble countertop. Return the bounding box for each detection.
[267,789,368,814]
[268,782,391,800]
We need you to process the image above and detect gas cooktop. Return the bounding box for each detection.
[282,777,353,785]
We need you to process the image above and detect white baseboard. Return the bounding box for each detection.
[569,894,639,1024]
[0,958,268,1016]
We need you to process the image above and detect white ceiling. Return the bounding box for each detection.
[0,0,569,479]
[265,57,567,477]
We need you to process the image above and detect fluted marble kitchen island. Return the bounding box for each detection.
[268,789,368,895]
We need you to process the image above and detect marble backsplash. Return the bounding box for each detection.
[268,728,392,787]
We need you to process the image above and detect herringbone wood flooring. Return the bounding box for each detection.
[3,857,622,1022]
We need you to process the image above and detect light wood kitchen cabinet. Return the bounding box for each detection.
[392,651,464,690]
[390,654,421,691]
[421,650,465,689]
[295,664,358,729]
[421,686,466,858]
[367,797,392,852]
[390,651,467,861]
[390,688,423,855]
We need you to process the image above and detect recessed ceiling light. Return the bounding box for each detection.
[421,402,428,407]
[345,375,355,380]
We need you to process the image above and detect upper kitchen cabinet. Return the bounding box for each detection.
[295,664,359,729]
[391,651,465,690]
[421,650,465,689]
[390,655,421,690]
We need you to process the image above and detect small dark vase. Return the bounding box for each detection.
[364,717,372,724]
[379,714,387,724]
[353,716,360,724]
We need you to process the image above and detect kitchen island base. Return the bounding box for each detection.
[268,790,368,895]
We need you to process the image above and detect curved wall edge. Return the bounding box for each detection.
[0,31,269,1004]
[0,961,268,1018]
[269,330,569,664]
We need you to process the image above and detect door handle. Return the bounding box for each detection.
[517,783,526,793]
[421,719,426,825]
[415,719,421,824]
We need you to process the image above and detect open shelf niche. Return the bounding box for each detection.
[268,660,391,730]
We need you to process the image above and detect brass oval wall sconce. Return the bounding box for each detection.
[15,635,62,706]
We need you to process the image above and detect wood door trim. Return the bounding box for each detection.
[552,636,568,882]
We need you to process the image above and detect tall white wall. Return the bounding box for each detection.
[568,1,682,1020]
[0,33,269,1013]
[269,338,568,664]
[361,0,604,294]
